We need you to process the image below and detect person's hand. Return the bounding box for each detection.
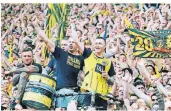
[155,9,160,13]
[67,100,77,111]
[122,70,132,83]
[122,72,130,82]
[137,58,145,67]
[102,71,109,80]
[4,71,12,75]
[124,98,131,108]
[115,74,121,85]
[150,75,159,86]
[87,107,96,111]
[147,19,154,26]
[4,67,16,75]
[132,57,138,68]
[15,103,23,110]
[32,17,39,27]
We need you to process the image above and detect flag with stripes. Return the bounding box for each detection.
[42,3,70,66]
[128,28,171,58]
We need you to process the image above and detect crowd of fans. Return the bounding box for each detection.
[1,3,171,110]
[1,3,47,110]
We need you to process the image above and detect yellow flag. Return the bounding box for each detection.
[124,18,134,29]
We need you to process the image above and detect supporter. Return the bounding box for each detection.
[43,37,69,77]
[4,47,42,110]
[1,3,171,110]
[33,19,90,110]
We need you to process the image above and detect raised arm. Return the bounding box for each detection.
[123,81,129,99]
[126,55,139,78]
[1,29,10,40]
[110,81,118,96]
[123,80,132,110]
[33,21,55,52]
[129,84,151,107]
[156,9,163,23]
[137,59,152,84]
[71,23,85,54]
[155,80,170,96]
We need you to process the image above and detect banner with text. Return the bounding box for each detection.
[128,28,171,58]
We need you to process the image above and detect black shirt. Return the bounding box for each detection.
[52,46,84,89]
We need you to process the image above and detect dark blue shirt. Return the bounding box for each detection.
[48,56,58,78]
[52,46,84,89]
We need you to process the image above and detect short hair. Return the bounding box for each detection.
[146,65,156,73]
[160,69,168,73]
[97,24,104,28]
[22,47,33,53]
[147,60,155,66]
[76,30,82,35]
[134,81,145,87]
[122,68,133,75]
[130,93,138,98]
[134,77,143,83]
[13,87,18,92]
[151,93,157,98]
[62,36,69,40]
[28,24,34,29]
[120,53,126,57]
[96,37,106,44]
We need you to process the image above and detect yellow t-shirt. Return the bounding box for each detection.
[81,49,115,97]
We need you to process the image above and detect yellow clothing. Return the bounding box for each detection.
[99,10,110,16]
[81,51,114,97]
[154,66,161,78]
[90,10,110,19]
[7,82,13,97]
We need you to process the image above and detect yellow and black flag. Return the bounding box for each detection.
[128,28,171,58]
[124,18,171,58]
[43,3,70,66]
